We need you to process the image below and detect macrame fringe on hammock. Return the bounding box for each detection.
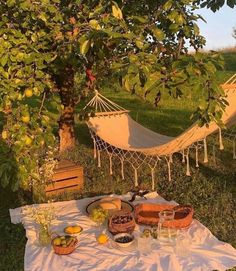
[82,75,236,190]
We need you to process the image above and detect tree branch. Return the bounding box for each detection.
[38,92,46,117]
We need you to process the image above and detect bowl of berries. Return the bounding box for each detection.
[113,233,134,248]
[108,210,135,235]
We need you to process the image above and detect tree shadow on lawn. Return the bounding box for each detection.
[195,151,236,194]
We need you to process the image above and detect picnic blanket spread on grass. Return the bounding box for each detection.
[10,192,236,271]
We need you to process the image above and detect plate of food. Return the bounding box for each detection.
[64,225,83,235]
[86,197,134,215]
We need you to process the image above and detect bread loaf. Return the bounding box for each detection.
[98,198,121,210]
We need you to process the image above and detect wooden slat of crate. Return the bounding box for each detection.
[46,177,81,191]
[46,186,82,197]
[52,167,83,182]
[45,160,83,196]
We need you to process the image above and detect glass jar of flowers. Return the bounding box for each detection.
[24,204,57,246]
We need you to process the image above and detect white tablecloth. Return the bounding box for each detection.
[10,192,236,271]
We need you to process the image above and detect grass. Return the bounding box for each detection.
[0,52,236,270]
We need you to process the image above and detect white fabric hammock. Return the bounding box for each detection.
[84,74,236,189]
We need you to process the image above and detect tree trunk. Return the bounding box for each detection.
[56,65,76,153]
[59,104,75,153]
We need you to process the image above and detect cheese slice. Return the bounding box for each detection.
[98,198,121,210]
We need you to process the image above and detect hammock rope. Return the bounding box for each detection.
[84,76,236,189]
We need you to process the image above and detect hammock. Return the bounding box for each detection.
[84,74,236,189]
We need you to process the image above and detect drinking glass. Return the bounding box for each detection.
[175,230,191,256]
[158,209,177,245]
[137,235,152,254]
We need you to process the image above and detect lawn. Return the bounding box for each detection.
[0,52,236,271]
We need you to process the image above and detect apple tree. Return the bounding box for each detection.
[0,0,230,192]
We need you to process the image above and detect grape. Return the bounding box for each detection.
[89,207,108,224]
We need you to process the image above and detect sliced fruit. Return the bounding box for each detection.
[64,225,83,234]
[72,226,83,234]
[64,226,73,234]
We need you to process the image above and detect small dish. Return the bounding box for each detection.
[64,225,83,235]
[52,235,78,255]
[113,233,134,248]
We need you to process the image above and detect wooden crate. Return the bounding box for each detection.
[45,160,84,197]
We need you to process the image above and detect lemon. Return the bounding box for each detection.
[97,234,109,244]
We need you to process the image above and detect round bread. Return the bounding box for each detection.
[98,201,118,210]
[99,198,121,210]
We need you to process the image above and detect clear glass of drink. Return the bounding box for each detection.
[175,229,191,256]
[158,209,177,245]
[137,235,152,254]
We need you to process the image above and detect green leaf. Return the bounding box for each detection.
[89,5,105,18]
[169,24,178,33]
[80,40,91,55]
[152,28,165,40]
[227,0,236,8]
[38,13,47,23]
[7,0,16,7]
[135,40,144,49]
[0,54,8,67]
[89,20,101,30]
[131,16,148,24]
[204,62,216,74]
[112,3,123,19]
[2,71,9,79]
[124,78,130,91]
[102,30,123,38]
[163,1,173,10]
[45,100,60,114]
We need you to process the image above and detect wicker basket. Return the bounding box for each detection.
[108,210,136,235]
[52,236,78,255]
[134,204,194,229]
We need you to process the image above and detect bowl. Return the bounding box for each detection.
[108,211,135,235]
[52,235,78,255]
[114,233,134,248]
